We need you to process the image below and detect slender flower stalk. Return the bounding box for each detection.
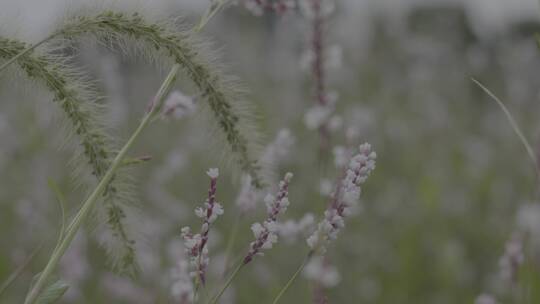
[272,143,376,303]
[307,0,330,150]
[271,252,313,304]
[209,173,293,304]
[222,129,294,272]
[181,168,223,288]
[221,212,242,276]
[23,65,180,304]
[209,262,243,304]
[196,0,232,31]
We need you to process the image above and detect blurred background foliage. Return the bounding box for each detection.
[2,1,540,303]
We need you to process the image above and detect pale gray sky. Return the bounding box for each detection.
[0,0,539,41]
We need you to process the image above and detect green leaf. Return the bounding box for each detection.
[47,179,67,248]
[34,280,69,304]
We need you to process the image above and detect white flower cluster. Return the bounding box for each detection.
[162,90,196,120]
[304,104,333,130]
[207,167,219,179]
[517,203,540,242]
[244,173,293,264]
[235,174,258,213]
[260,129,295,167]
[180,168,223,284]
[303,256,341,288]
[307,143,376,254]
[264,187,290,216]
[194,203,224,224]
[251,221,279,250]
[181,227,209,280]
[170,260,194,304]
[304,92,341,132]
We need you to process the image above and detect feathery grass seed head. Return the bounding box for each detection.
[54,11,264,187]
[0,36,139,275]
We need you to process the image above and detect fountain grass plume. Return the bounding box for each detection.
[0,9,270,274]
[52,11,266,188]
[0,37,139,275]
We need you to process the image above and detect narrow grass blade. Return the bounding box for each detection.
[472,78,538,172]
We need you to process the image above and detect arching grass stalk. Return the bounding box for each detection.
[195,0,232,31]
[23,65,180,304]
[271,251,314,304]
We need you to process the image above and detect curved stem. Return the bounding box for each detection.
[23,65,180,304]
[0,242,44,298]
[195,0,231,32]
[208,262,244,304]
[222,213,242,276]
[0,35,53,74]
[271,252,313,304]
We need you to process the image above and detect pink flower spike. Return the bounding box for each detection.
[243,173,293,265]
[180,168,223,286]
[307,143,376,254]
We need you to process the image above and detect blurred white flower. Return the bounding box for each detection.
[299,0,335,20]
[278,213,315,243]
[319,178,334,196]
[235,174,259,213]
[304,105,333,130]
[261,129,295,168]
[328,115,343,132]
[303,256,341,287]
[475,294,497,304]
[170,259,194,303]
[332,146,349,168]
[326,45,343,70]
[162,90,196,120]
[498,232,524,283]
[207,168,219,179]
